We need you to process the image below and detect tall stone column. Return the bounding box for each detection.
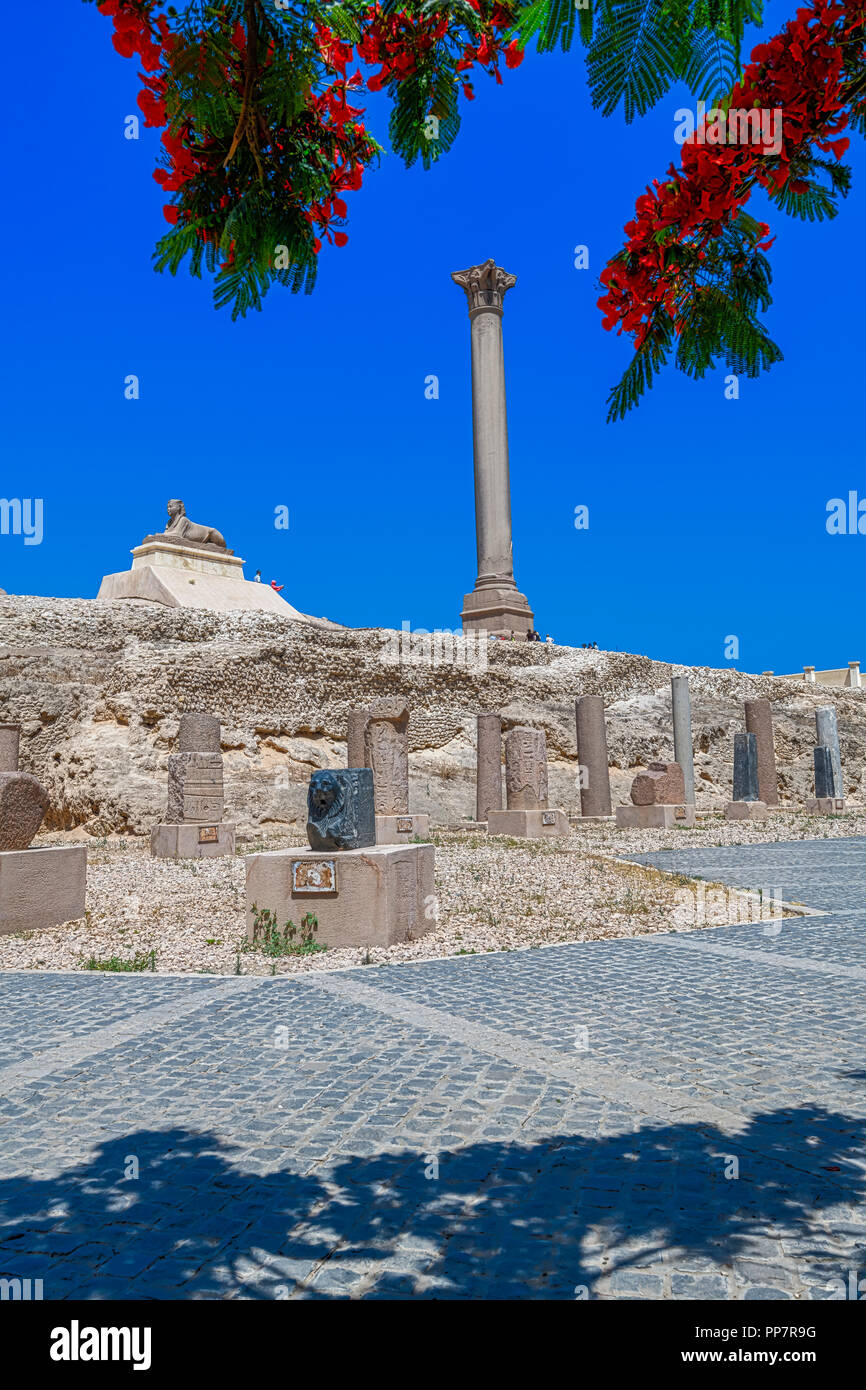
[816,706,843,797]
[575,696,612,818]
[744,699,779,806]
[476,714,503,822]
[452,259,533,638]
[505,727,548,809]
[671,676,696,805]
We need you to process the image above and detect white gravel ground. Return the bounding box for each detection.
[0,806,848,975]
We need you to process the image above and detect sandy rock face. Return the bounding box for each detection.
[0,595,863,836]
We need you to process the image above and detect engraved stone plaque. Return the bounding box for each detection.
[198,826,219,843]
[292,859,337,894]
[541,811,556,826]
[396,817,413,833]
[674,806,687,820]
[835,799,845,810]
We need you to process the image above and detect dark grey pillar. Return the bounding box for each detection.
[814,745,835,800]
[733,731,760,802]
[815,707,843,797]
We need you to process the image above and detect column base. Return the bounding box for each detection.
[616,804,695,828]
[487,808,569,838]
[0,846,87,935]
[245,844,436,948]
[724,802,768,821]
[806,797,846,815]
[461,584,534,638]
[151,823,236,858]
[375,813,431,845]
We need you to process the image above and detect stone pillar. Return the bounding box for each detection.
[347,709,370,769]
[575,696,612,818]
[476,714,502,822]
[814,746,835,800]
[816,706,843,797]
[744,699,779,807]
[452,259,533,638]
[848,661,861,688]
[671,676,696,805]
[504,727,548,810]
[733,732,760,802]
[364,700,409,815]
[804,666,816,683]
[0,723,20,772]
[152,713,235,858]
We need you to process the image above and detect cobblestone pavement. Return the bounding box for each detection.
[1,838,865,1301]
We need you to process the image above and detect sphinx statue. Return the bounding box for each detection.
[164,499,227,550]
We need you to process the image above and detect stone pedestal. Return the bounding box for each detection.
[151,823,236,859]
[806,797,846,815]
[0,846,87,935]
[452,260,534,637]
[616,804,695,829]
[744,699,779,806]
[98,539,309,617]
[575,696,612,818]
[476,713,503,823]
[245,843,435,949]
[724,801,768,821]
[487,809,569,838]
[375,813,430,845]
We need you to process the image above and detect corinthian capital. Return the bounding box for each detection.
[451,259,517,316]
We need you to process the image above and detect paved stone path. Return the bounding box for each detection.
[1,838,865,1301]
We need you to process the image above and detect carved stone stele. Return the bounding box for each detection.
[504,727,548,811]
[364,700,410,816]
[0,772,50,851]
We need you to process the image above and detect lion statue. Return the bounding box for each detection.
[164,499,227,549]
[306,769,375,851]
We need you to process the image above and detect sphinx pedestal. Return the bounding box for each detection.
[0,846,87,935]
[245,844,435,949]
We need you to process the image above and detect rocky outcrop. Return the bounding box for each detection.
[1,595,863,836]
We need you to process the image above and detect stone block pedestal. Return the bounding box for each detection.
[724,801,768,822]
[616,804,695,829]
[806,797,846,815]
[486,809,569,838]
[0,846,86,935]
[245,844,435,949]
[375,813,430,845]
[151,823,236,859]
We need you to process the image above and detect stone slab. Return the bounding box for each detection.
[806,798,846,816]
[375,813,431,845]
[724,801,768,821]
[151,823,237,859]
[245,843,435,949]
[616,804,695,829]
[0,845,86,935]
[486,809,569,838]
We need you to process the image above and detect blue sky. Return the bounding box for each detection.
[1,2,862,674]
